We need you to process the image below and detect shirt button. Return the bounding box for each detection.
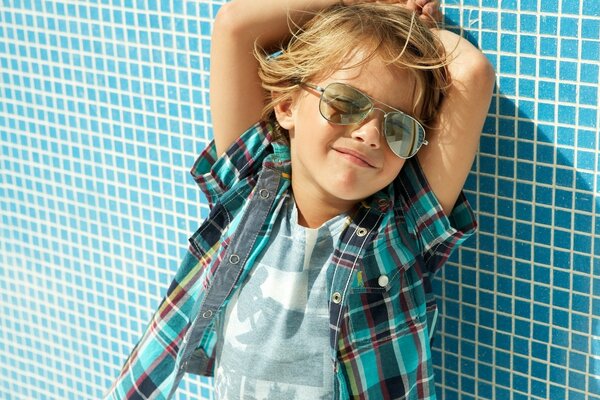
[356,227,368,237]
[378,275,389,287]
[332,292,342,304]
[202,309,213,318]
[259,189,270,199]
[180,360,188,371]
[229,254,240,264]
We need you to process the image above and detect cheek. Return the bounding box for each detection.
[293,105,339,147]
[383,153,406,180]
[297,108,326,134]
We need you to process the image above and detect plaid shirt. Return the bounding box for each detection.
[106,121,476,400]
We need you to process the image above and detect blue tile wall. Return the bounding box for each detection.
[0,1,598,399]
[433,2,600,400]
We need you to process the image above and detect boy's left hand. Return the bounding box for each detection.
[402,0,442,26]
[413,0,441,25]
[341,0,441,26]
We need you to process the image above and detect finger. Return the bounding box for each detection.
[416,0,442,24]
[375,0,408,4]
[340,0,377,5]
[402,0,419,12]
[415,0,432,7]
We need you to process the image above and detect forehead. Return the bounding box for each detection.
[317,54,417,113]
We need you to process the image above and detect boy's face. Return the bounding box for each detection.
[275,54,418,213]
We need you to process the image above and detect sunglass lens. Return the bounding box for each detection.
[319,83,371,124]
[385,113,425,158]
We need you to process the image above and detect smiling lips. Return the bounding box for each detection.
[333,147,377,168]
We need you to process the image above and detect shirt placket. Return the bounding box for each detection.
[167,168,282,399]
[328,204,385,399]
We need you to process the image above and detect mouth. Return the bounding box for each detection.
[333,147,377,168]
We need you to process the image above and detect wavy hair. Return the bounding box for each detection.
[255,3,449,142]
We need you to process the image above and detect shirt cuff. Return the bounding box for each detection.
[397,158,477,273]
[190,121,274,207]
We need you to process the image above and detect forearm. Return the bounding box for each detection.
[215,0,338,50]
[210,0,339,156]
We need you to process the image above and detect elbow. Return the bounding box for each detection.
[213,2,247,39]
[437,30,496,94]
[478,55,496,94]
[467,52,496,95]
[212,2,267,49]
[448,41,496,93]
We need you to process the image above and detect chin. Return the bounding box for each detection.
[328,185,378,203]
[331,176,386,199]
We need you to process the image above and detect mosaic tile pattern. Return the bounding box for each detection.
[0,1,598,399]
[435,1,599,399]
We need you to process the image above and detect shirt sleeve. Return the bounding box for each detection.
[190,121,275,208]
[395,157,477,274]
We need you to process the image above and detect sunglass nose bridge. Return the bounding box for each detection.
[369,106,391,120]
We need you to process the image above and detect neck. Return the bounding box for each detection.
[291,180,357,229]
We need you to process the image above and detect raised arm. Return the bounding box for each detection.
[210,0,339,156]
[417,28,495,215]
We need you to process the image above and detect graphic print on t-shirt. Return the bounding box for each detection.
[214,197,347,400]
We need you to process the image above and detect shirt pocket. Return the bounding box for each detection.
[346,268,426,348]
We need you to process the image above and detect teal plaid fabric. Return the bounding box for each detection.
[106,121,477,399]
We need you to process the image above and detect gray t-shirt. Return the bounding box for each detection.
[213,195,348,400]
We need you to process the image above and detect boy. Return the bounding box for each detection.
[106,0,495,398]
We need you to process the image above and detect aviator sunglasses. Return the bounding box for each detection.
[302,82,427,159]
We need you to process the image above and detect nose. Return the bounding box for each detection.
[350,114,383,149]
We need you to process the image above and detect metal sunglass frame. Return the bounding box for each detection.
[301,82,428,159]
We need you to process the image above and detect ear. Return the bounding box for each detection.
[273,98,295,130]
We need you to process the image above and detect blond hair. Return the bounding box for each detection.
[255,3,448,141]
